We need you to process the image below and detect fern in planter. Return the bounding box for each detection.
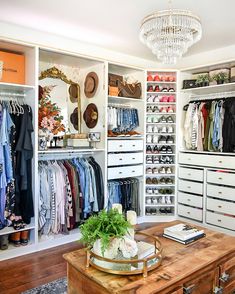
[80,209,131,255]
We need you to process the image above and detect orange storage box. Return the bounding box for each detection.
[0,50,25,84]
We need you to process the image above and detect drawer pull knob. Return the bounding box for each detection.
[119,158,123,160]
[132,170,135,173]
[218,191,222,194]
[187,173,191,176]
[217,219,222,222]
[132,144,136,147]
[218,177,223,180]
[218,205,222,208]
[119,172,123,174]
[220,272,230,282]
[187,186,191,189]
[219,160,223,163]
[119,145,123,147]
[187,211,190,214]
[187,158,191,161]
[187,199,191,201]
[132,158,136,160]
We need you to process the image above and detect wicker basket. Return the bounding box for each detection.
[109,86,120,97]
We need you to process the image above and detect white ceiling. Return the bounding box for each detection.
[1,0,235,62]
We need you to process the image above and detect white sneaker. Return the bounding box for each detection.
[165,196,171,204]
[153,188,159,194]
[161,126,167,133]
[146,187,152,194]
[153,125,159,133]
[159,196,166,204]
[159,167,166,174]
[166,167,172,174]
[152,197,158,205]
[146,134,152,143]
[154,95,160,102]
[147,125,153,133]
[147,116,153,123]
[147,95,154,102]
[153,116,159,123]
[167,126,174,133]
[153,135,159,144]
[146,197,152,204]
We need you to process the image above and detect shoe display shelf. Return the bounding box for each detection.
[144,71,177,218]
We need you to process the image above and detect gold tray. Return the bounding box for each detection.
[86,231,163,277]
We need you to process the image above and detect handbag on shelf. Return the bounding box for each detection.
[117,80,142,99]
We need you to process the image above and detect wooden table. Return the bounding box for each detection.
[63,221,235,294]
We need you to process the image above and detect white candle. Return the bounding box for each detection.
[127,210,137,225]
[112,203,122,214]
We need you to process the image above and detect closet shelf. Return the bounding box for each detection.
[37,148,105,154]
[147,102,176,105]
[146,194,175,197]
[145,204,175,207]
[145,164,176,166]
[0,82,35,92]
[146,81,176,84]
[0,220,35,236]
[108,95,143,103]
[107,136,144,140]
[181,82,235,95]
[180,149,235,156]
[147,92,177,94]
[146,113,176,115]
[0,242,36,261]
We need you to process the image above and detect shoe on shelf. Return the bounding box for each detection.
[166,207,173,214]
[160,146,167,154]
[108,130,118,137]
[147,95,154,102]
[146,187,152,194]
[167,106,174,113]
[146,155,153,164]
[9,232,21,247]
[153,167,158,174]
[147,125,153,133]
[166,167,172,174]
[153,135,159,144]
[161,87,168,92]
[146,197,152,204]
[146,145,152,154]
[154,74,161,81]
[166,136,174,144]
[165,188,173,194]
[153,126,159,133]
[166,178,174,184]
[160,107,167,113]
[146,177,153,184]
[167,126,174,133]
[159,167,166,174]
[146,208,151,215]
[146,167,152,174]
[160,96,168,103]
[153,106,160,113]
[151,208,157,215]
[147,106,153,113]
[159,208,167,214]
[153,95,160,102]
[0,235,9,250]
[159,116,167,123]
[166,196,172,204]
[160,126,167,133]
[159,155,166,163]
[166,146,173,154]
[159,177,166,185]
[153,188,159,194]
[159,196,166,204]
[153,145,159,154]
[168,95,175,102]
[154,85,160,92]
[147,85,154,92]
[152,197,158,205]
[158,136,167,144]
[168,87,175,92]
[152,178,159,184]
[153,156,160,164]
[166,116,174,123]
[153,116,159,123]
[146,134,152,144]
[147,75,154,81]
[147,116,153,123]
[20,230,29,246]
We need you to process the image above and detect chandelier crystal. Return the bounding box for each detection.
[139,5,202,64]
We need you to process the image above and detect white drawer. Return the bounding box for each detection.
[179,152,235,170]
[207,170,235,187]
[178,179,203,195]
[178,204,203,221]
[207,184,235,202]
[179,166,203,182]
[207,198,235,216]
[206,211,235,231]
[108,140,143,152]
[108,165,143,180]
[108,152,143,167]
[178,192,203,208]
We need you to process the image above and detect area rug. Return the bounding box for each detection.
[21,277,67,294]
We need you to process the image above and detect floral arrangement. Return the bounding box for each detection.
[38,85,65,135]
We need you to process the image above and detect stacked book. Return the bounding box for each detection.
[163,223,205,244]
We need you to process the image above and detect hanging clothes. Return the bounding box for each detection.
[38,156,104,236]
[222,97,235,152]
[107,178,140,215]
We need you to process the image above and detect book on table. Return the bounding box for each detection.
[163,223,205,243]
[163,232,206,244]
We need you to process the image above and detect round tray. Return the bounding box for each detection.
[86,231,163,277]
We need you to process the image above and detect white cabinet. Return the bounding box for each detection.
[178,204,203,221]
[108,165,143,180]
[206,211,235,231]
[207,170,235,187]
[178,179,203,195]
[178,192,203,208]
[108,152,143,166]
[179,166,203,182]
[108,139,143,152]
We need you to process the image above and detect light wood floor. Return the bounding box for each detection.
[0,223,155,294]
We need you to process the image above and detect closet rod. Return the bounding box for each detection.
[38,150,94,161]
[0,92,26,97]
[190,90,235,101]
[108,103,132,108]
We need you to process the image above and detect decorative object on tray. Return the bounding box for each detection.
[38,85,65,150]
[182,79,197,89]
[84,71,99,98]
[163,223,205,244]
[80,208,162,277]
[83,103,98,128]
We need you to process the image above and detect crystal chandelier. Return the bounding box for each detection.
[139,1,202,64]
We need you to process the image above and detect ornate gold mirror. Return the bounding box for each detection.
[39,66,81,133]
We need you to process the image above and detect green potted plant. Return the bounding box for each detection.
[212,72,229,84]
[195,73,210,87]
[80,209,137,259]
